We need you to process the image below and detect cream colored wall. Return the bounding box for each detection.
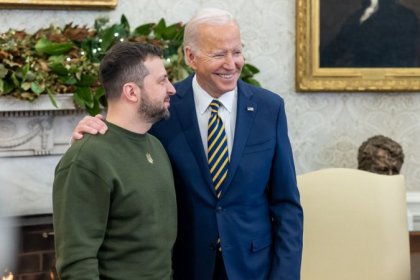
[1,0,420,191]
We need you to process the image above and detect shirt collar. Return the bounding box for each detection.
[192,75,236,115]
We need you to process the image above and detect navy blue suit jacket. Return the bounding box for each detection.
[151,75,303,280]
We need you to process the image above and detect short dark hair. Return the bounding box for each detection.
[99,42,163,100]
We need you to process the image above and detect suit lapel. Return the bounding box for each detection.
[222,82,257,195]
[173,78,214,193]
[173,78,257,198]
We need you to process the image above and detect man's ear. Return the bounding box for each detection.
[185,46,197,70]
[122,83,139,103]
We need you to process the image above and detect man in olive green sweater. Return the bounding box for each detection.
[53,42,177,279]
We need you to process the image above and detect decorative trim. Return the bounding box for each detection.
[0,94,76,112]
[0,0,117,9]
[0,94,86,157]
[295,0,420,91]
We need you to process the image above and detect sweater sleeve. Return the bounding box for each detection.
[53,162,111,280]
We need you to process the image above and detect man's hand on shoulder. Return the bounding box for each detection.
[72,114,108,143]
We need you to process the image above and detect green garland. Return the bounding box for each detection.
[0,15,260,115]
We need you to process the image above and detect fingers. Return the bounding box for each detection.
[95,114,105,120]
[86,115,108,134]
[72,115,108,141]
[72,131,84,141]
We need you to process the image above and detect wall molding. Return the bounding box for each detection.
[407,192,420,231]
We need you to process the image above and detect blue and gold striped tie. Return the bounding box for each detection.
[208,99,229,199]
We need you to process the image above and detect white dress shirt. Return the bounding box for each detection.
[192,75,237,159]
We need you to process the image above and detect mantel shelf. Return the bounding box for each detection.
[0,94,77,112]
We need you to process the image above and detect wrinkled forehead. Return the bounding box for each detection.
[197,22,242,47]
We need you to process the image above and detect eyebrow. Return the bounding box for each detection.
[157,73,169,82]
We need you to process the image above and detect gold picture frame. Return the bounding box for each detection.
[0,0,117,9]
[296,0,420,92]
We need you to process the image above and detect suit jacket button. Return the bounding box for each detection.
[216,206,223,213]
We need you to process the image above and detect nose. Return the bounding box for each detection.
[167,82,176,96]
[223,53,235,69]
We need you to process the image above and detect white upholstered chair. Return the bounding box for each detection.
[297,168,410,280]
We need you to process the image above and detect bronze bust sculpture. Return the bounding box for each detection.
[357,135,404,175]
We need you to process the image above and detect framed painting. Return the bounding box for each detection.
[296,0,420,91]
[0,0,117,9]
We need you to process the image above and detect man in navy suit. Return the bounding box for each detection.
[72,8,303,280]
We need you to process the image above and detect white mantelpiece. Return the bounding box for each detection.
[0,94,83,157]
[0,95,86,216]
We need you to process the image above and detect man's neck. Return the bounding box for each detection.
[106,109,152,134]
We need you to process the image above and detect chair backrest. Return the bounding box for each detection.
[297,168,410,280]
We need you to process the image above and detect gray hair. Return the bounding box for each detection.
[183,8,237,53]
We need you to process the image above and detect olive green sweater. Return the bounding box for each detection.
[53,122,177,280]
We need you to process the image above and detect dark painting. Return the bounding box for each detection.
[320,0,420,68]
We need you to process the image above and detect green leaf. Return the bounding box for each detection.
[95,86,107,108]
[48,55,66,64]
[120,14,130,33]
[21,63,30,81]
[75,86,94,108]
[153,18,167,39]
[81,38,98,60]
[11,72,20,87]
[0,64,8,79]
[161,23,182,40]
[76,86,103,115]
[47,89,58,108]
[240,67,252,78]
[99,19,131,52]
[31,82,45,95]
[60,76,77,85]
[0,79,15,94]
[73,91,86,109]
[95,86,105,100]
[132,23,154,36]
[77,74,96,87]
[35,38,74,55]
[243,63,260,74]
[99,25,119,51]
[49,62,68,76]
[87,98,101,116]
[241,64,261,79]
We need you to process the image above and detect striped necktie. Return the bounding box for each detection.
[208,99,229,199]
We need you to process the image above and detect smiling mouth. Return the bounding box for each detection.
[217,73,235,79]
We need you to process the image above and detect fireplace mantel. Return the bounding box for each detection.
[0,94,86,216]
[0,94,85,157]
